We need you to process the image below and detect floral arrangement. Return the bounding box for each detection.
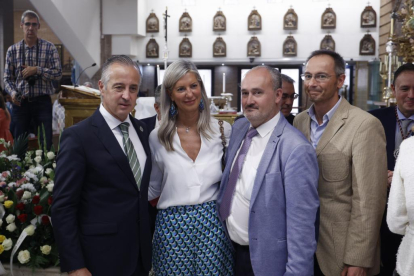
[0,137,57,270]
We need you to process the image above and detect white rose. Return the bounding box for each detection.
[46,183,54,192]
[5,214,15,224]
[2,238,13,251]
[39,176,48,184]
[0,195,4,203]
[22,191,32,200]
[52,162,56,169]
[40,245,51,255]
[6,222,16,232]
[25,157,32,164]
[34,156,42,163]
[17,250,30,264]
[45,168,53,176]
[24,225,35,236]
[29,165,35,169]
[35,150,43,156]
[46,152,55,160]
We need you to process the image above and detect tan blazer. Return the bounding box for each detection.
[294,99,387,276]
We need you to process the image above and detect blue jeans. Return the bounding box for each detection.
[12,95,53,150]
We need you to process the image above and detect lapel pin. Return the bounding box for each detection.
[140,126,144,132]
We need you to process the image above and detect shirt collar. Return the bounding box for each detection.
[251,112,281,138]
[396,106,414,121]
[99,103,132,130]
[308,96,342,124]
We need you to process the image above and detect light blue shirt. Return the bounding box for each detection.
[308,96,342,149]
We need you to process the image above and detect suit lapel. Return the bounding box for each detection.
[315,99,348,157]
[226,121,250,172]
[91,110,138,192]
[250,116,284,208]
[302,112,311,141]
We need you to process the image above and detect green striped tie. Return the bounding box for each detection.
[119,122,142,190]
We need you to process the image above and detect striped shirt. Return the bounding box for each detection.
[3,38,62,99]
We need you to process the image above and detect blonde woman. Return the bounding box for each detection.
[148,60,233,275]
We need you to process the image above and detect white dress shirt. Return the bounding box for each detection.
[99,104,147,175]
[227,112,280,245]
[148,118,231,209]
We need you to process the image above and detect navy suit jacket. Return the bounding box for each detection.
[217,115,319,275]
[141,115,157,133]
[52,109,152,275]
[369,107,396,170]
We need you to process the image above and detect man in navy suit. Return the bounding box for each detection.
[370,63,414,275]
[52,55,152,276]
[141,85,161,133]
[280,74,297,125]
[217,66,319,275]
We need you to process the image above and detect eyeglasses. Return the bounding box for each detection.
[24,22,38,27]
[282,93,299,100]
[301,73,336,82]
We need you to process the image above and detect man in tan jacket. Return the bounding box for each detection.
[294,50,387,276]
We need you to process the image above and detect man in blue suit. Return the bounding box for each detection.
[52,56,152,276]
[217,66,319,276]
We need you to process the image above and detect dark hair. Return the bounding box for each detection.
[154,85,161,105]
[393,63,414,86]
[281,74,295,84]
[0,94,9,120]
[306,49,345,76]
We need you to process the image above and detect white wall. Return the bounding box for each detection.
[136,0,380,63]
[103,0,138,35]
[30,0,101,78]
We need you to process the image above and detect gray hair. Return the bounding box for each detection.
[306,49,345,76]
[21,10,40,24]
[246,65,282,90]
[158,60,213,151]
[281,74,295,84]
[100,55,142,90]
[154,85,161,105]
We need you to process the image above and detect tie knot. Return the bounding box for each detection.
[119,122,130,134]
[247,128,258,139]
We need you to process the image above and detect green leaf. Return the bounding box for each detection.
[39,188,50,206]
[11,133,29,160]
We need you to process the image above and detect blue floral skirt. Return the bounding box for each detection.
[152,200,234,275]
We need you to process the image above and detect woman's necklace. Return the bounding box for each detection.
[176,126,191,133]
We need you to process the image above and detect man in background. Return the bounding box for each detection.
[369,63,414,275]
[280,74,298,125]
[3,10,61,149]
[141,85,161,132]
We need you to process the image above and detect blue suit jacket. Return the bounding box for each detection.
[52,109,152,275]
[217,115,319,276]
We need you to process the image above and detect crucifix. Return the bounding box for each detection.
[163,7,170,70]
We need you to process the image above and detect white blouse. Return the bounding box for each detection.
[387,136,414,276]
[148,118,231,209]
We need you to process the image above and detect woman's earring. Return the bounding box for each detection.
[169,102,178,118]
[199,98,205,111]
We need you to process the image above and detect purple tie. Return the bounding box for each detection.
[220,127,258,220]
